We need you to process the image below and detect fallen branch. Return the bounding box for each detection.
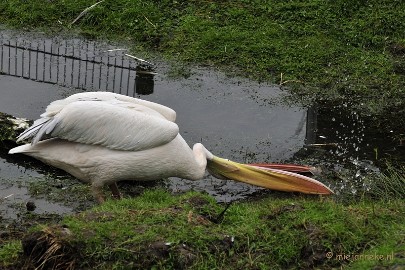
[106,49,128,53]
[279,72,303,86]
[3,194,14,199]
[143,15,157,28]
[70,0,105,26]
[124,53,153,66]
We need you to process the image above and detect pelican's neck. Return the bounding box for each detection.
[186,143,214,180]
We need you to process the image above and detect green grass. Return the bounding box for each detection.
[1,189,403,269]
[365,165,405,200]
[347,224,405,270]
[0,241,21,266]
[1,0,405,112]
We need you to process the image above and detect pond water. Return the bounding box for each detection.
[0,29,402,220]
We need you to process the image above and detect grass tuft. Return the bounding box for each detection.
[365,166,405,201]
[0,241,21,266]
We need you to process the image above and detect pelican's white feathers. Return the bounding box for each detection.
[42,92,176,121]
[17,92,179,151]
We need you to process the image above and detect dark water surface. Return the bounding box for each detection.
[0,29,402,220]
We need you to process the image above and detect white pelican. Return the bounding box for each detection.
[9,92,333,202]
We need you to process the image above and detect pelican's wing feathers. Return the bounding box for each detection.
[18,100,179,151]
[42,92,176,121]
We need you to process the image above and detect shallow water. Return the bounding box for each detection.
[0,29,310,220]
[0,29,402,220]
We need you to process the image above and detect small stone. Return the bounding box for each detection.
[0,231,9,238]
[26,201,36,211]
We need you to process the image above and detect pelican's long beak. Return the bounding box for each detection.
[207,157,333,195]
[248,163,316,174]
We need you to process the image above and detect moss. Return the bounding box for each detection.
[0,113,19,144]
[0,241,22,266]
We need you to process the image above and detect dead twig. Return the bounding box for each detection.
[279,72,303,86]
[3,194,14,199]
[143,15,157,28]
[124,53,153,66]
[70,0,105,27]
[106,49,128,53]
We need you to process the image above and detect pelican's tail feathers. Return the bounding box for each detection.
[207,157,333,195]
[9,144,33,154]
[17,117,51,143]
[16,117,59,145]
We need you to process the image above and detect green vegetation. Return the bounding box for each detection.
[1,0,405,112]
[0,241,21,267]
[366,165,405,200]
[1,189,403,269]
[0,112,30,148]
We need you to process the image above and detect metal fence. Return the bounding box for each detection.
[0,34,155,96]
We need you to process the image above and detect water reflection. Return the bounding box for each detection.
[135,65,155,95]
[0,32,155,96]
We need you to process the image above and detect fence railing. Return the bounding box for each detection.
[0,34,155,96]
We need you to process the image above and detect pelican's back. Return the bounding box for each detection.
[44,92,177,121]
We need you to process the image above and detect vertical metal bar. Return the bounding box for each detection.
[28,41,31,79]
[42,40,46,82]
[119,55,124,94]
[106,53,110,91]
[78,59,82,88]
[49,39,55,82]
[56,41,60,84]
[98,48,102,90]
[14,39,17,76]
[84,42,88,88]
[126,59,130,96]
[0,34,3,73]
[71,41,75,85]
[91,41,95,88]
[112,57,117,92]
[22,41,25,78]
[35,42,39,80]
[77,41,81,88]
[62,40,67,86]
[50,40,53,82]
[133,69,136,95]
[8,40,11,74]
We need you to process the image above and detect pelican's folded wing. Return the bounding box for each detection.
[20,100,179,151]
[42,92,176,122]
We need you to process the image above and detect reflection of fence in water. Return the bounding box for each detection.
[0,35,154,96]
